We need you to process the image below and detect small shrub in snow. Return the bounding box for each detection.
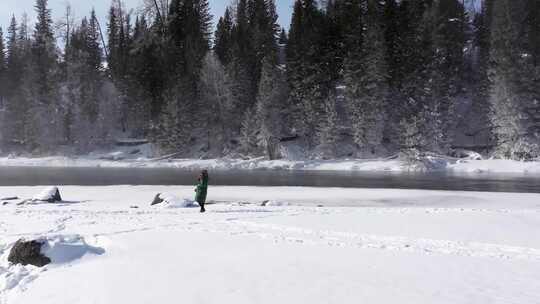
[400,149,447,171]
[492,139,539,161]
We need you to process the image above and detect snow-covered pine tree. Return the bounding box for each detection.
[383,0,400,88]
[428,0,468,152]
[344,0,388,155]
[0,27,6,108]
[240,107,259,156]
[397,0,447,153]
[255,57,287,160]
[152,0,212,154]
[153,85,197,155]
[523,0,540,152]
[524,0,540,67]
[464,0,495,150]
[317,93,340,158]
[29,0,61,150]
[229,0,256,112]
[199,53,234,155]
[286,0,328,145]
[3,16,25,146]
[489,0,539,160]
[248,0,279,87]
[62,10,110,151]
[0,27,6,145]
[83,9,103,124]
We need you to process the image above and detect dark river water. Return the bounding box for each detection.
[0,166,539,193]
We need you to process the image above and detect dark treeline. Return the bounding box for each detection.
[0,0,538,160]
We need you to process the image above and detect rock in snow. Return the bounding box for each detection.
[32,187,62,203]
[8,239,51,267]
[0,196,18,201]
[7,236,105,268]
[151,193,165,206]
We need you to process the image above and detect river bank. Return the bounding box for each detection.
[1,154,540,174]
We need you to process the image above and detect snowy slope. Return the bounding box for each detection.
[1,186,540,304]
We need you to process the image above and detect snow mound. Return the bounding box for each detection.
[39,235,105,265]
[154,193,198,209]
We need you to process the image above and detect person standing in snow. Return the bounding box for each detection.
[195,170,209,213]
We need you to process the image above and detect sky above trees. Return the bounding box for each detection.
[1,0,294,36]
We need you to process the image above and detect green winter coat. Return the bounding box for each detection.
[195,174,208,204]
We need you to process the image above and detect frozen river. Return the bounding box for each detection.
[0,166,539,193]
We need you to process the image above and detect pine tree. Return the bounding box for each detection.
[107,5,120,78]
[240,107,259,155]
[317,94,340,158]
[199,53,234,154]
[489,0,538,159]
[255,57,287,159]
[286,0,329,144]
[383,0,400,88]
[523,0,540,145]
[32,0,57,106]
[344,0,389,155]
[248,0,279,76]
[107,1,131,84]
[80,9,103,123]
[0,27,6,107]
[5,16,21,99]
[153,0,212,154]
[429,0,468,150]
[3,16,26,146]
[167,0,212,83]
[524,0,540,67]
[127,15,165,132]
[396,0,446,153]
[227,0,256,119]
[464,0,494,150]
[27,0,60,150]
[214,7,233,65]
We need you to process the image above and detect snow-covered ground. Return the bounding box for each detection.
[1,154,540,174]
[1,186,540,303]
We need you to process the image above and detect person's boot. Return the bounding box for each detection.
[200,204,206,213]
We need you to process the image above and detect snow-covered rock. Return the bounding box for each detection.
[6,236,104,268]
[151,193,197,208]
[261,200,291,207]
[32,187,62,203]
